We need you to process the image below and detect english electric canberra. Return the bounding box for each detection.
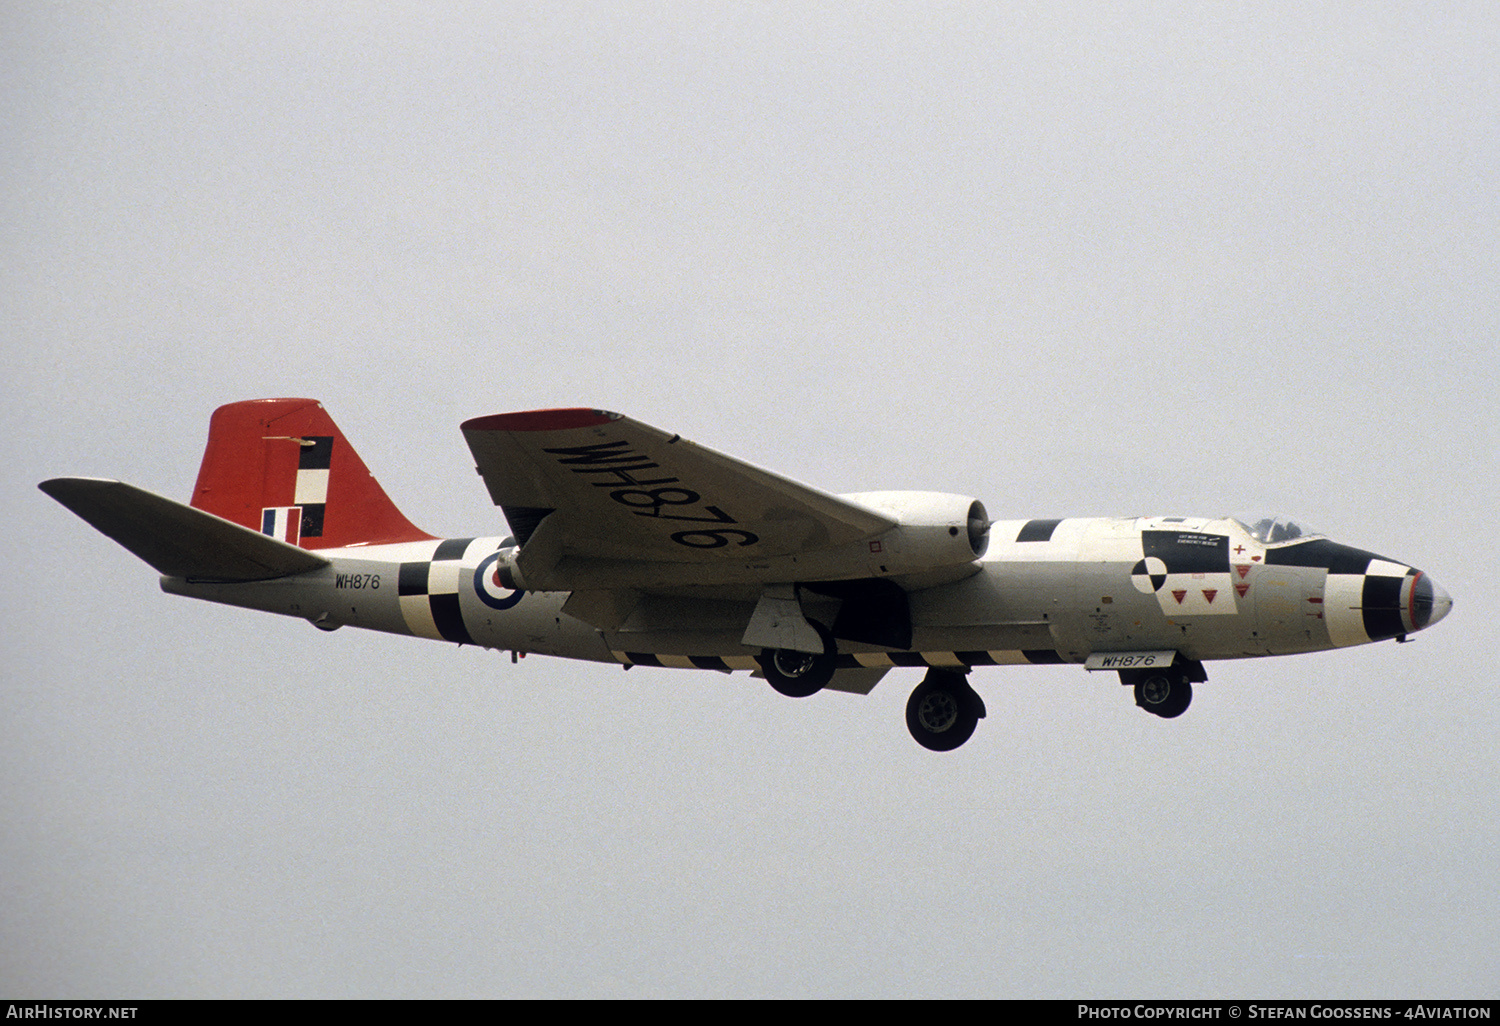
[42,399,1452,750]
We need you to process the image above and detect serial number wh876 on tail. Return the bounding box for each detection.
[41,398,1452,751]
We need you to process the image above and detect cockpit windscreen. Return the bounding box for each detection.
[1234,516,1320,545]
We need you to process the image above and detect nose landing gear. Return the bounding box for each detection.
[1134,672,1192,717]
[1120,659,1204,719]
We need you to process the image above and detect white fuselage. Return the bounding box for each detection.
[162,515,1448,675]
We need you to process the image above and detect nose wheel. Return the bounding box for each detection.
[1135,673,1192,717]
[1122,662,1201,718]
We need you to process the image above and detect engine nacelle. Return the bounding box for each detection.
[499,493,992,593]
[841,491,991,584]
[486,545,528,591]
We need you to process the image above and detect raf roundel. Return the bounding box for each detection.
[474,553,525,610]
[1131,556,1169,594]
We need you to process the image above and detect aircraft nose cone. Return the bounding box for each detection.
[1412,573,1453,631]
[1425,577,1453,628]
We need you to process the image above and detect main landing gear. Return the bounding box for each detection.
[758,620,838,698]
[906,669,986,751]
[759,628,987,751]
[1120,660,1204,719]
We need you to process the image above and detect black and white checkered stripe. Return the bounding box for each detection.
[610,649,1067,671]
[398,538,477,644]
[293,435,333,538]
[1324,558,1420,646]
[1265,538,1419,646]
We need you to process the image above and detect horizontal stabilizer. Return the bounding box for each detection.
[40,478,330,581]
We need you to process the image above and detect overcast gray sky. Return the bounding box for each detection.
[4,2,1496,998]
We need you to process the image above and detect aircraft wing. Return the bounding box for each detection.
[461,408,896,591]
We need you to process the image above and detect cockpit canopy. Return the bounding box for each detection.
[1234,516,1320,545]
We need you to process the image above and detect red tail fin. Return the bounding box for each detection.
[190,398,434,549]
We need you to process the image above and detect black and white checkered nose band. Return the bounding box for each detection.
[1264,538,1452,646]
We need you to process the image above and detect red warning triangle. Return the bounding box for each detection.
[1172,589,1187,604]
[1235,583,1250,597]
[1236,564,1251,579]
[1202,589,1218,604]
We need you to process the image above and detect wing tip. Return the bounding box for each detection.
[39,476,123,499]
[462,408,621,433]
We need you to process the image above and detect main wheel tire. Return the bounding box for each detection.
[760,620,837,698]
[1135,673,1192,718]
[906,672,981,751]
